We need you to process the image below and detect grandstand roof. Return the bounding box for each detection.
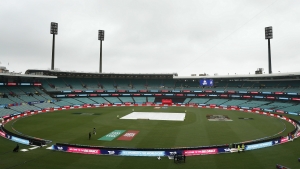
[25,69,175,79]
[0,72,57,78]
[24,69,300,81]
[175,72,300,81]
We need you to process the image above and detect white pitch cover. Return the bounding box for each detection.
[120,112,185,121]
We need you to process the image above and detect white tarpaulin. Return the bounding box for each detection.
[120,112,185,121]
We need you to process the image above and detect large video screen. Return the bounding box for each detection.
[199,79,213,86]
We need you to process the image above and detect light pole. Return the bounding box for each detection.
[265,26,273,74]
[50,22,58,70]
[98,30,105,73]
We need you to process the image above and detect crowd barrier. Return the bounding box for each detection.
[0,125,49,146]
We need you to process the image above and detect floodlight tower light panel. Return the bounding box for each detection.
[50,22,58,35]
[265,26,273,39]
[98,30,105,41]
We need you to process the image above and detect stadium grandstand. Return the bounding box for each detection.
[1,68,300,169]
[0,69,300,117]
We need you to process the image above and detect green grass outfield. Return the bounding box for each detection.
[0,106,300,169]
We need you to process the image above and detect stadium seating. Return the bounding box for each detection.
[34,102,56,109]
[119,97,134,103]
[213,87,226,91]
[81,78,100,89]
[0,108,18,116]
[2,77,300,118]
[63,78,84,90]
[226,81,244,88]
[215,81,227,87]
[98,79,115,90]
[242,82,254,88]
[114,79,130,89]
[236,88,248,92]
[277,81,292,88]
[260,88,283,92]
[268,102,295,109]
[146,79,163,89]
[0,86,10,93]
[89,97,110,104]
[33,95,48,101]
[163,79,175,89]
[7,96,23,104]
[0,98,14,105]
[175,80,200,89]
[225,87,242,91]
[222,100,248,106]
[103,97,122,104]
[54,101,72,107]
[19,95,39,102]
[60,98,84,105]
[147,97,155,102]
[189,98,210,104]
[259,81,279,87]
[41,94,54,101]
[183,98,191,104]
[281,105,300,113]
[10,104,40,112]
[238,100,269,108]
[34,89,53,100]
[8,86,25,95]
[283,87,300,93]
[206,99,229,105]
[0,86,55,107]
[40,80,54,91]
[133,97,146,103]
[259,105,277,109]
[259,102,294,110]
[245,100,269,105]
[247,87,260,92]
[130,79,146,89]
[43,78,71,91]
[75,98,96,104]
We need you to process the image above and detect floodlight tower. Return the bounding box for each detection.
[265,26,273,74]
[50,22,58,70]
[98,30,105,73]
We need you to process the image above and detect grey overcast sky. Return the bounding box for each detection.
[0,0,299,75]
